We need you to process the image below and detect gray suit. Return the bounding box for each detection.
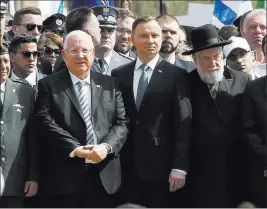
[93,50,132,75]
[175,59,196,73]
[0,79,37,197]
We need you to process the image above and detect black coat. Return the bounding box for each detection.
[183,66,251,207]
[242,75,267,192]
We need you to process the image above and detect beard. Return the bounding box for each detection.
[114,42,131,54]
[196,62,224,85]
[160,40,178,54]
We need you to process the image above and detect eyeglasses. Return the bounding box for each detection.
[14,51,40,58]
[17,23,43,32]
[227,51,255,61]
[199,55,223,63]
[66,48,93,56]
[44,47,61,55]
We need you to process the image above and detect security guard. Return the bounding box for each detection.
[91,5,132,75]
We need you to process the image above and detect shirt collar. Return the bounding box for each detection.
[103,51,113,66]
[0,80,6,93]
[135,54,159,71]
[11,69,37,86]
[68,70,91,86]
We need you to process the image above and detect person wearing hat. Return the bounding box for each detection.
[0,41,38,207]
[91,5,132,75]
[42,13,66,37]
[0,1,7,45]
[224,36,256,79]
[181,24,251,207]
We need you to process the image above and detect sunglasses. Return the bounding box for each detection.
[18,23,43,32]
[44,47,61,55]
[15,51,40,58]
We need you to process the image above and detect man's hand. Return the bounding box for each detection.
[24,181,38,197]
[85,144,109,164]
[168,170,186,192]
[74,145,94,158]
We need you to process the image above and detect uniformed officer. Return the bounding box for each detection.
[91,5,132,75]
[0,40,38,208]
[42,13,66,38]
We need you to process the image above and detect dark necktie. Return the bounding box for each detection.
[98,59,107,74]
[209,83,217,99]
[136,64,149,110]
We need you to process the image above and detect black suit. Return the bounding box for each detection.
[242,75,267,208]
[182,66,251,207]
[34,69,128,207]
[112,58,192,207]
[0,79,37,207]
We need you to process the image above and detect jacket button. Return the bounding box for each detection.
[136,120,139,124]
[0,121,4,125]
[1,144,5,149]
[1,156,6,162]
[1,132,5,136]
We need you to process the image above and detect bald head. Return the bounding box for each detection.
[64,30,94,50]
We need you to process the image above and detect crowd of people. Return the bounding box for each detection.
[0,1,266,208]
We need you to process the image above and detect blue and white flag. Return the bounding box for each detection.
[57,0,63,14]
[211,0,253,29]
[72,0,114,8]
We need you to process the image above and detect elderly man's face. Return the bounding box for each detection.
[227,48,255,73]
[158,19,180,54]
[0,53,10,83]
[195,47,224,84]
[62,33,95,79]
[243,14,266,50]
[99,27,116,52]
[13,14,43,41]
[115,16,135,54]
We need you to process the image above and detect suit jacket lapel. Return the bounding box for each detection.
[90,71,102,116]
[143,56,164,95]
[125,61,137,113]
[91,58,102,74]
[59,70,84,119]
[2,79,16,116]
[108,50,118,71]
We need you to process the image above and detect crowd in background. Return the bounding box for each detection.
[0,1,266,208]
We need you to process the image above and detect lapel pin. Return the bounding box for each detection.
[13,89,16,92]
[96,85,101,88]
[158,70,162,73]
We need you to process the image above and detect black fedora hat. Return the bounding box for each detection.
[182,24,232,55]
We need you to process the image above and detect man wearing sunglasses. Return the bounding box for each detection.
[0,41,38,207]
[224,36,256,79]
[92,6,132,75]
[12,7,43,41]
[9,35,46,94]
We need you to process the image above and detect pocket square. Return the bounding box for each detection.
[13,104,24,108]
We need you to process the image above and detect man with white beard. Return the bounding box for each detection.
[180,24,251,208]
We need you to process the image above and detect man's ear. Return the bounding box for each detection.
[10,53,15,63]
[12,25,18,35]
[240,27,245,38]
[61,49,66,62]
[131,35,135,47]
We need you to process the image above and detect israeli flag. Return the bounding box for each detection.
[211,0,253,29]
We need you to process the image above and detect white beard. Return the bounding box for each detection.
[196,62,224,85]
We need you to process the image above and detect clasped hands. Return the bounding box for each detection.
[74,143,109,164]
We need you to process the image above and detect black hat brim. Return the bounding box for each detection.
[182,39,232,55]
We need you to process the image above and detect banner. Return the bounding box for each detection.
[72,0,114,8]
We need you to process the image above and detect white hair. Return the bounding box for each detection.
[243,9,266,32]
[63,30,93,49]
[195,49,224,84]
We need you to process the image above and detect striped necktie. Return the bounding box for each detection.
[77,81,94,144]
[136,64,149,110]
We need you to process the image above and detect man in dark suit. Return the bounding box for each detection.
[181,24,251,207]
[9,35,46,96]
[34,30,128,208]
[0,40,38,207]
[112,16,192,207]
[242,75,267,208]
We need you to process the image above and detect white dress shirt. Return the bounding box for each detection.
[133,54,159,101]
[101,51,113,75]
[10,70,37,86]
[134,54,186,175]
[0,81,6,104]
